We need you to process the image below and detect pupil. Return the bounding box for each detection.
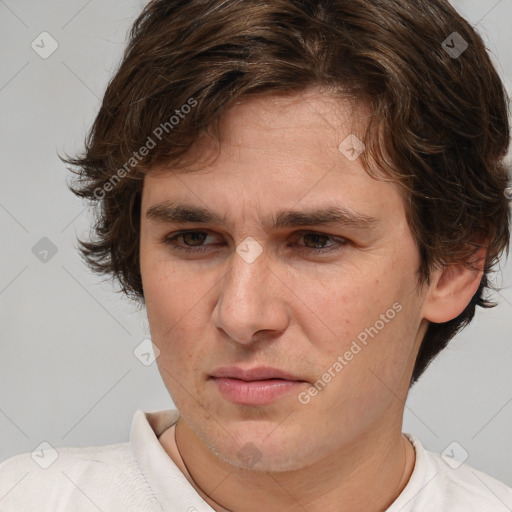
[306,234,327,248]
[185,232,205,246]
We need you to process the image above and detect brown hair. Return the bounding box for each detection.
[61,0,511,385]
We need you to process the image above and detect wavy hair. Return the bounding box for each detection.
[61,0,511,384]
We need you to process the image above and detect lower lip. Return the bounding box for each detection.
[211,377,306,405]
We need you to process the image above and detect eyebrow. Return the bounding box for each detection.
[145,201,380,231]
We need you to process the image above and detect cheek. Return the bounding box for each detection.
[143,258,197,325]
[147,286,207,405]
[295,263,418,401]
[143,262,212,368]
[296,268,400,357]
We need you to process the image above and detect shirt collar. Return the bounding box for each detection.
[130,409,216,511]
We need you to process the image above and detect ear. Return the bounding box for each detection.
[422,244,487,323]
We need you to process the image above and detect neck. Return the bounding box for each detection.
[161,417,416,512]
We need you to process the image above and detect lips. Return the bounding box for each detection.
[210,366,306,382]
[209,366,308,405]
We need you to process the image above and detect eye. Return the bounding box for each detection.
[162,230,219,253]
[292,231,347,254]
[162,230,348,255]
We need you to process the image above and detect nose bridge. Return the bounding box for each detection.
[225,237,270,311]
[230,236,269,298]
[213,238,287,343]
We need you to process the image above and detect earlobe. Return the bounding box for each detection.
[422,245,487,324]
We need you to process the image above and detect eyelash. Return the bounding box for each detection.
[162,230,348,255]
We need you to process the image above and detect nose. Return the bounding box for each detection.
[212,241,290,346]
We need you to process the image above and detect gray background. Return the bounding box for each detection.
[1,0,511,488]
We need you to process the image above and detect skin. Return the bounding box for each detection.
[139,87,485,512]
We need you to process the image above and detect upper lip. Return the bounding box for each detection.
[210,366,306,382]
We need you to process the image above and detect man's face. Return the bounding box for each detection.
[139,89,430,472]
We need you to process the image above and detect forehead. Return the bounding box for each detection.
[141,88,404,227]
[215,89,370,156]
[148,88,373,175]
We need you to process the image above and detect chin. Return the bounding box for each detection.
[176,397,333,472]
[202,425,323,473]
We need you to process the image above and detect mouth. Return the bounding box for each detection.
[209,366,308,406]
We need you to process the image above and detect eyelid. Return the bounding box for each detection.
[162,228,349,255]
[165,228,345,242]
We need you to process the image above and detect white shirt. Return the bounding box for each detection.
[0,409,511,511]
